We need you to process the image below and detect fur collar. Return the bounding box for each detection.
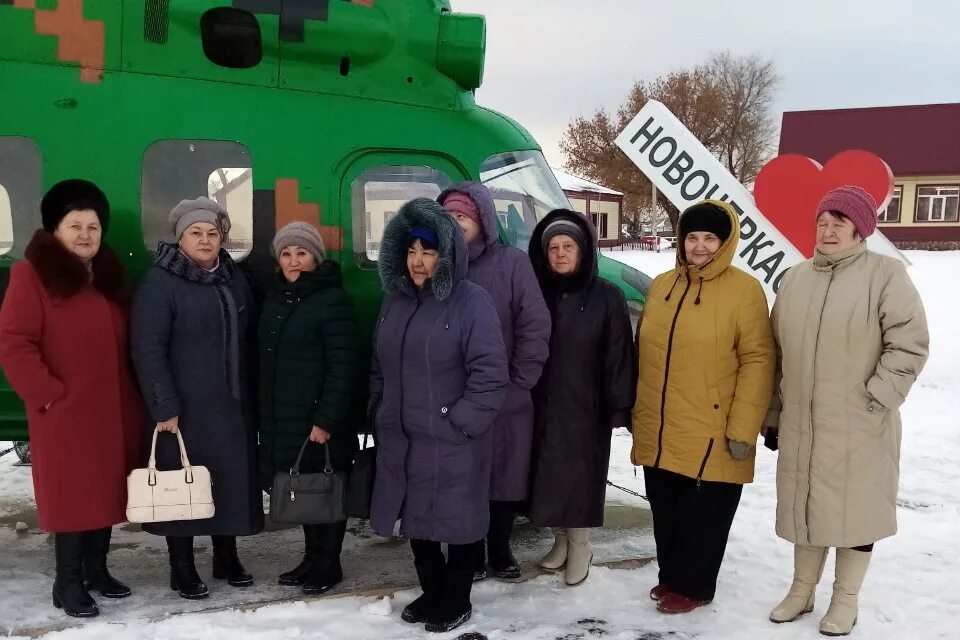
[24,230,129,302]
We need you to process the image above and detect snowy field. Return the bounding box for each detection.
[0,249,957,639]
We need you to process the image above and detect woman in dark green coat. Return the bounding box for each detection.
[258,222,359,595]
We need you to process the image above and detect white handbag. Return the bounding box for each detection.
[126,428,215,523]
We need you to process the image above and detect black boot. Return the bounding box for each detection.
[211,535,253,587]
[425,541,476,633]
[487,502,521,579]
[167,536,209,599]
[302,521,346,595]
[473,542,487,582]
[52,532,99,618]
[402,539,445,624]
[82,527,131,598]
[279,525,316,586]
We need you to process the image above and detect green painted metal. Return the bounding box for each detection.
[0,0,646,441]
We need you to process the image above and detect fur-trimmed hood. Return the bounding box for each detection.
[528,208,598,295]
[378,197,468,302]
[438,181,500,256]
[24,230,129,302]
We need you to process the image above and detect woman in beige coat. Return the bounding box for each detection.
[765,186,928,636]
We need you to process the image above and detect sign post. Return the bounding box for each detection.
[615,100,906,299]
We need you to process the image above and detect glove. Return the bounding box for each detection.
[761,427,779,452]
[727,438,753,460]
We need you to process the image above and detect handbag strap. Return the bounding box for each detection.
[291,436,335,475]
[148,427,192,471]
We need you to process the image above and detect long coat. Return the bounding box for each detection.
[769,242,928,547]
[0,231,143,532]
[438,182,550,501]
[370,198,508,545]
[632,201,775,484]
[527,210,636,528]
[258,263,359,490]
[131,243,264,537]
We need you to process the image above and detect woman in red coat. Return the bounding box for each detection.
[0,180,143,618]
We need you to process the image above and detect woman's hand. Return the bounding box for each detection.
[156,416,179,433]
[310,426,331,444]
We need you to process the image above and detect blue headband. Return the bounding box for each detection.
[408,226,439,249]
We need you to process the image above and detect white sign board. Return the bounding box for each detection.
[615,100,906,300]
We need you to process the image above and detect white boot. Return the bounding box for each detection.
[539,528,568,571]
[564,528,591,586]
[770,545,828,623]
[819,548,872,637]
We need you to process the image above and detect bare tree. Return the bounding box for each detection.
[560,52,778,235]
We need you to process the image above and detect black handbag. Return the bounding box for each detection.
[345,430,376,519]
[270,439,346,524]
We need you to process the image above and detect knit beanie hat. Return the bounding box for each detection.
[440,191,482,227]
[169,197,232,240]
[408,226,439,250]
[816,186,878,239]
[272,221,326,263]
[541,219,587,253]
[678,202,732,241]
[41,179,110,233]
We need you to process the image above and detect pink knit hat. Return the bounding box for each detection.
[816,186,879,239]
[441,191,481,226]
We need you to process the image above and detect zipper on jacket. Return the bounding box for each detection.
[653,277,692,468]
[696,438,715,488]
[397,292,422,437]
[804,269,835,531]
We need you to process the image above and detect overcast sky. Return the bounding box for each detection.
[455,0,960,168]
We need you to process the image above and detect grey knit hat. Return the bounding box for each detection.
[272,221,326,263]
[541,218,587,252]
[169,197,232,240]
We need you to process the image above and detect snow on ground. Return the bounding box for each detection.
[0,250,957,639]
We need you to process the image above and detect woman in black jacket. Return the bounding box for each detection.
[258,222,359,595]
[527,209,637,587]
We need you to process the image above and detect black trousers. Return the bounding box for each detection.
[643,466,743,602]
[410,538,482,570]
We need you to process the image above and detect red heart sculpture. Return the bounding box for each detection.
[753,150,894,258]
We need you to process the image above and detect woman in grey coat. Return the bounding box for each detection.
[131,197,263,600]
[370,197,508,634]
[437,182,550,580]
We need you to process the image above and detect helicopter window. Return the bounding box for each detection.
[351,166,452,267]
[480,150,570,252]
[0,137,42,260]
[142,140,253,260]
[200,7,263,69]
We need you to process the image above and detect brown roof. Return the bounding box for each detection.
[779,103,960,176]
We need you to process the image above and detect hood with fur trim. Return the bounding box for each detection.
[378,197,468,302]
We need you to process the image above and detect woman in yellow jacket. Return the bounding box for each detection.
[632,200,775,614]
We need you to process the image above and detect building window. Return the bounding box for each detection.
[879,186,901,223]
[351,166,451,266]
[0,137,42,259]
[915,185,959,223]
[142,140,253,259]
[589,212,609,238]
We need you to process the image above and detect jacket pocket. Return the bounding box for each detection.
[856,385,888,436]
[708,388,726,435]
[437,406,469,446]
